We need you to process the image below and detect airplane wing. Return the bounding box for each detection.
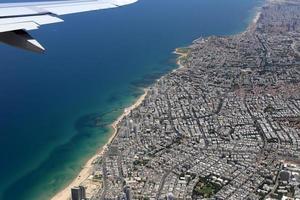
[0,0,137,52]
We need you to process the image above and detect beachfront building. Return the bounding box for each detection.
[71,186,86,200]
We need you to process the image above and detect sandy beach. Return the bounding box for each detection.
[51,89,149,200]
[252,10,261,24]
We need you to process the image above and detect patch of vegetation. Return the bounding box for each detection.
[264,104,276,113]
[133,159,149,166]
[193,177,221,198]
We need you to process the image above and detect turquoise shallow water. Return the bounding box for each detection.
[0,0,261,199]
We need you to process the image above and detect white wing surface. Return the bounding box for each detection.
[0,0,137,52]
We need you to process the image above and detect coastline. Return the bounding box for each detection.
[0,0,267,199]
[51,46,189,200]
[51,89,149,200]
[50,3,263,200]
[51,47,187,200]
[50,18,254,199]
[173,48,190,71]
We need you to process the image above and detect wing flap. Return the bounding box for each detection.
[0,7,38,17]
[0,21,39,32]
[0,15,63,29]
[0,30,45,53]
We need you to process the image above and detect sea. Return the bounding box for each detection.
[0,0,262,199]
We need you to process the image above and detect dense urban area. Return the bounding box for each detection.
[71,0,300,199]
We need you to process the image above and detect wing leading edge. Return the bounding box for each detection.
[0,0,137,52]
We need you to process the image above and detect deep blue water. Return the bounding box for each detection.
[0,0,261,199]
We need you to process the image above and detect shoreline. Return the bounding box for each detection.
[50,3,262,199]
[51,50,184,199]
[51,89,149,200]
[173,48,189,71]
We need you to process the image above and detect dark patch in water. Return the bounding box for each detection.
[75,113,101,129]
[107,94,120,104]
